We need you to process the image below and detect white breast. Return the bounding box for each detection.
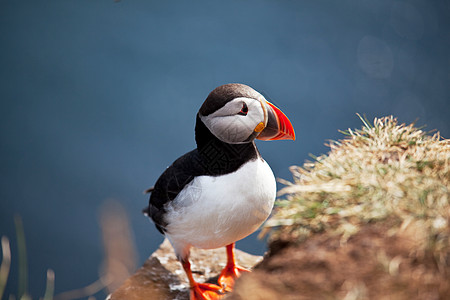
[165,158,276,257]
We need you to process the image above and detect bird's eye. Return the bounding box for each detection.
[237,103,248,116]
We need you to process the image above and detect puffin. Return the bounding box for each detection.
[144,83,295,300]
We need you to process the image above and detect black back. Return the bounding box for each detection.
[145,114,259,234]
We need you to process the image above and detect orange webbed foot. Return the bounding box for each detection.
[218,264,250,291]
[190,282,224,300]
[217,243,251,292]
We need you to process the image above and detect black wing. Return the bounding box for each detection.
[144,149,209,234]
[144,122,259,234]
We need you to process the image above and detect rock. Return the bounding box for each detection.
[108,239,263,300]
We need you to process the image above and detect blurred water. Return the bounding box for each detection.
[1,0,449,298]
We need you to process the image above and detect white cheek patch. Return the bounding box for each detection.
[200,98,265,144]
[212,116,253,143]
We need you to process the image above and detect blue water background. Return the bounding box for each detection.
[1,0,449,298]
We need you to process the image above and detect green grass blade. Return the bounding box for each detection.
[356,113,372,129]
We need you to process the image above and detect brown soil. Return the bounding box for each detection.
[228,220,450,300]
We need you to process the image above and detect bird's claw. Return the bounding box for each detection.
[190,282,224,300]
[218,265,250,292]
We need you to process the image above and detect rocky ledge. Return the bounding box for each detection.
[108,239,262,300]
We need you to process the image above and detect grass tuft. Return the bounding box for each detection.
[264,115,450,260]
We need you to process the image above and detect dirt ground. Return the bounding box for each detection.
[228,220,450,300]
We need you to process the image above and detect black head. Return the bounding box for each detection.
[199,83,265,117]
[197,83,295,145]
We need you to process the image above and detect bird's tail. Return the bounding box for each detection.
[144,186,154,194]
[142,186,154,216]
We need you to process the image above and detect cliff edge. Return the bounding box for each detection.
[111,116,449,300]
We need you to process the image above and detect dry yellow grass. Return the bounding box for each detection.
[264,115,450,261]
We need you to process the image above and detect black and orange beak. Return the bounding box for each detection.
[257,101,295,141]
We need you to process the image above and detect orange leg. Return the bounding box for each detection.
[218,243,250,292]
[182,259,224,300]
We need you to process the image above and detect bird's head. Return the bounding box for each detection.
[198,83,295,144]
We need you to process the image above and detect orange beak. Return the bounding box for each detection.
[257,101,296,141]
